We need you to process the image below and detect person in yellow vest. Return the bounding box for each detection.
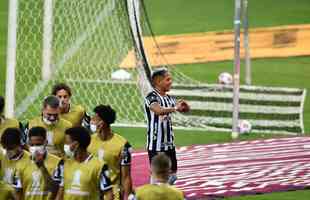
[0,128,30,186]
[88,105,133,200]
[13,126,63,200]
[55,127,113,200]
[133,154,185,200]
[26,95,72,156]
[0,180,15,200]
[0,149,16,200]
[0,96,21,138]
[51,83,87,127]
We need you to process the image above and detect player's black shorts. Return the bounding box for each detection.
[148,148,177,172]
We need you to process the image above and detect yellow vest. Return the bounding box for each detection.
[63,156,111,200]
[60,105,85,127]
[0,181,15,200]
[28,117,72,156]
[0,117,19,137]
[14,153,61,200]
[0,150,30,185]
[136,183,184,200]
[88,133,130,185]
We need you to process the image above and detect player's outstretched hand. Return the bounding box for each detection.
[176,100,190,113]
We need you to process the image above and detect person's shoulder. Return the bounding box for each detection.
[136,184,153,192]
[47,152,61,162]
[89,156,109,171]
[166,185,184,198]
[58,118,72,128]
[89,155,106,165]
[145,90,160,105]
[22,149,31,158]
[112,133,127,143]
[28,116,42,125]
[16,150,31,167]
[89,134,100,145]
[71,104,86,113]
[2,118,19,126]
[145,90,158,98]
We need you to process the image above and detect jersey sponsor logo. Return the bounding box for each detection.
[98,149,105,161]
[3,168,14,184]
[31,170,41,190]
[71,170,82,187]
[47,131,54,145]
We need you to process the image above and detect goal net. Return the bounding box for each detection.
[7,0,306,134]
[11,0,152,125]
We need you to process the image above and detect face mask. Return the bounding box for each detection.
[29,145,46,158]
[90,124,97,133]
[2,148,7,155]
[43,116,58,125]
[64,144,75,158]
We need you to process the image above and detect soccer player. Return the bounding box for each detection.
[133,154,184,200]
[0,96,22,137]
[51,83,87,127]
[55,127,113,200]
[144,68,190,185]
[0,151,16,200]
[13,126,63,200]
[0,128,30,186]
[26,95,72,156]
[88,105,133,200]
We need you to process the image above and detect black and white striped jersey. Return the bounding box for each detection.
[144,89,176,151]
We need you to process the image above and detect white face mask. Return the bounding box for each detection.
[64,144,74,158]
[29,145,46,158]
[2,148,7,155]
[43,116,58,125]
[90,124,97,133]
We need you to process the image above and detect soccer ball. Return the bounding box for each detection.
[218,72,233,85]
[238,120,252,134]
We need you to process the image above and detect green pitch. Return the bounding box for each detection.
[0,0,310,198]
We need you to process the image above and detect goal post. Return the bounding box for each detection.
[5,0,18,118]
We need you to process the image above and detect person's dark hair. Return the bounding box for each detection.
[0,96,4,114]
[65,127,91,149]
[43,95,60,109]
[28,126,47,140]
[52,83,72,97]
[1,128,21,148]
[93,105,116,126]
[151,154,171,175]
[151,67,168,82]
